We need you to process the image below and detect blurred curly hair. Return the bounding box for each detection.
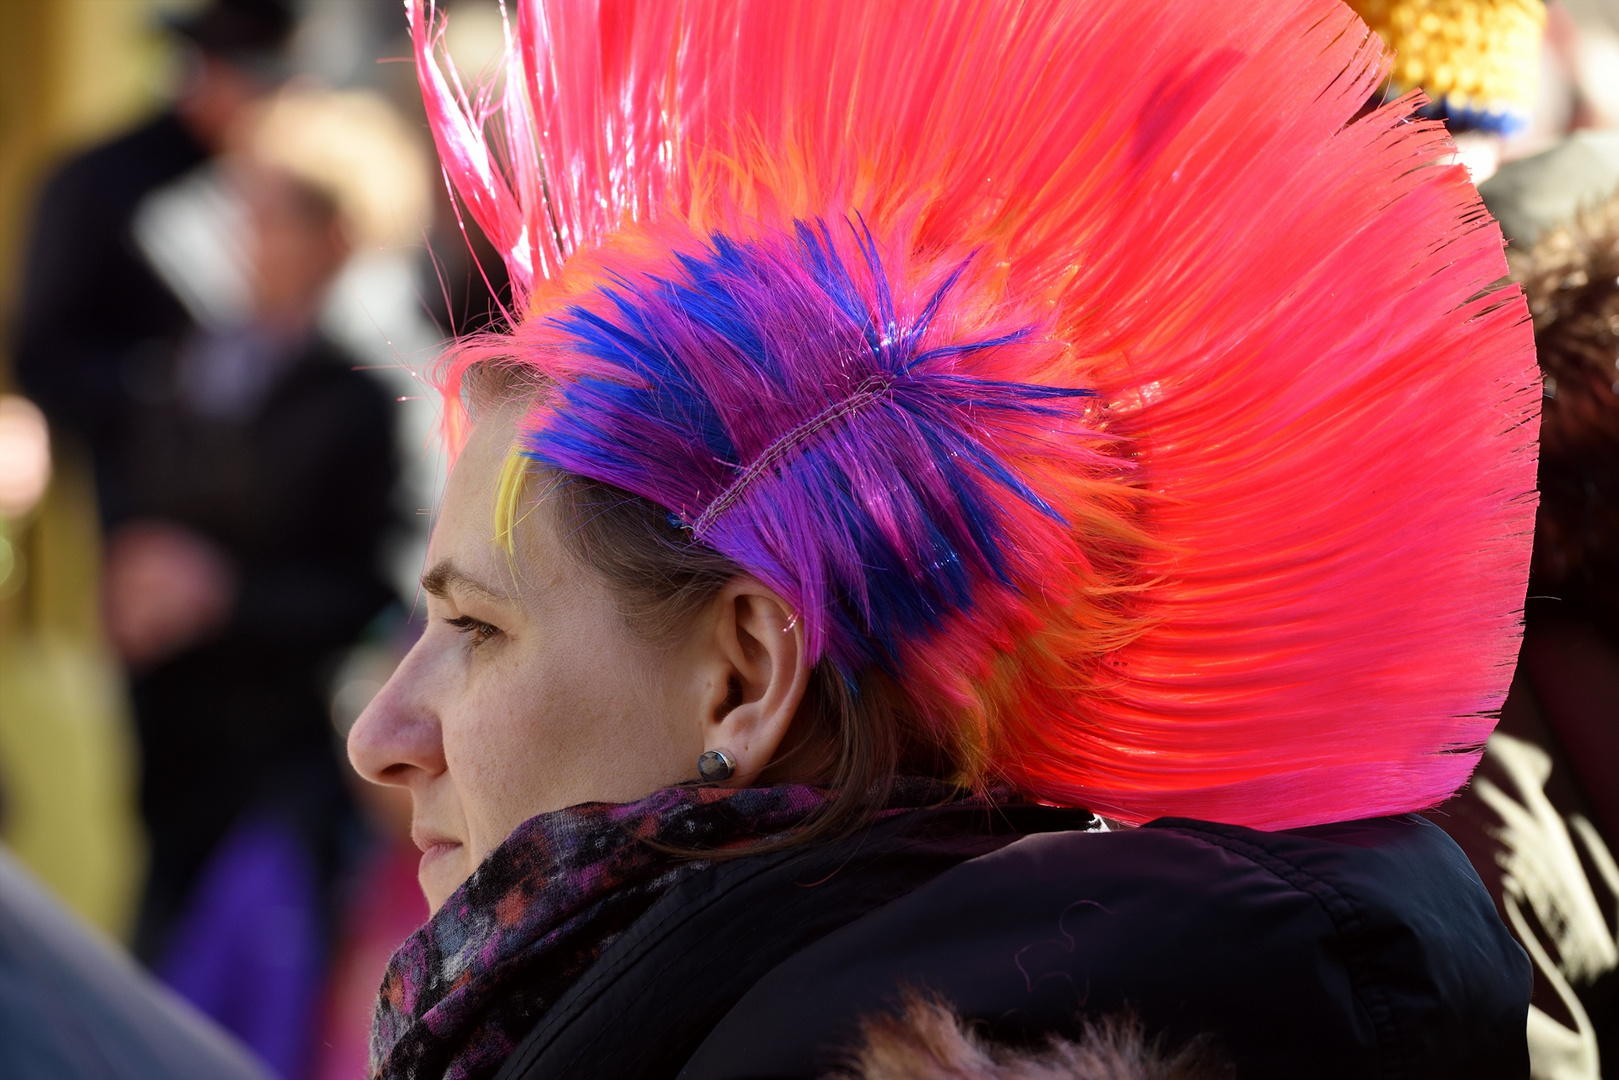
[1511,187,1619,628]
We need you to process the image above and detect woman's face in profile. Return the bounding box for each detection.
[347,406,707,911]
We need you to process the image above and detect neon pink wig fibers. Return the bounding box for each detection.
[412,0,1540,829]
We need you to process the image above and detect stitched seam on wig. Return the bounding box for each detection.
[690,372,894,539]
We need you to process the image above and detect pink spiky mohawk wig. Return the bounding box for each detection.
[412,0,1540,829]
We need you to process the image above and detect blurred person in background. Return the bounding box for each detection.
[6,0,303,971]
[11,0,294,527]
[4,1,440,1074]
[3,0,296,955]
[102,87,411,1077]
[1430,188,1619,1080]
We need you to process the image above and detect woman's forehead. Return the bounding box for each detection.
[434,417,518,565]
[430,413,571,598]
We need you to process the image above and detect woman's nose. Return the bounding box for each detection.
[347,644,447,787]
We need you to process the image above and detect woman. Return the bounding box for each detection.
[350,1,1540,1077]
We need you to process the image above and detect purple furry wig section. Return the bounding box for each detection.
[521,219,1104,676]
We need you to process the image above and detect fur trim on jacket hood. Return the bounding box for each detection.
[826,993,1230,1080]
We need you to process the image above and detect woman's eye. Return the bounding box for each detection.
[444,614,502,647]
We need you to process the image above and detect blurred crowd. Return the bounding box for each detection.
[0,0,511,1075]
[0,1,1615,1078]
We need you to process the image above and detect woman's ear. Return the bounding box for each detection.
[696,578,810,784]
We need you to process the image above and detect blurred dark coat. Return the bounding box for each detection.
[120,332,399,955]
[13,111,206,522]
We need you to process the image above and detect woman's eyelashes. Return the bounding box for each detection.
[444,614,503,647]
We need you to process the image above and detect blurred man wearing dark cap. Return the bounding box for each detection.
[12,0,293,528]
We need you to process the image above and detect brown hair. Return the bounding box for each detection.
[543,469,956,848]
[1512,187,1619,631]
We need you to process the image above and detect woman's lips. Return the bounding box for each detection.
[413,829,463,868]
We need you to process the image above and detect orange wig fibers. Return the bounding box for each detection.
[413,0,1539,828]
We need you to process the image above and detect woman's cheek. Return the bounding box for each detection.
[448,648,557,854]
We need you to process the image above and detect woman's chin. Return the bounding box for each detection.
[418,842,468,913]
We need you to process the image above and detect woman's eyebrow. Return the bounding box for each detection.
[421,559,509,601]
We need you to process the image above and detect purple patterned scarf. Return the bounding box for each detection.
[369,782,953,1080]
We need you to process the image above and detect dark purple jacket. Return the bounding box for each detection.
[489,810,1531,1079]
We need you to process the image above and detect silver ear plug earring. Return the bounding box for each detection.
[697,749,737,783]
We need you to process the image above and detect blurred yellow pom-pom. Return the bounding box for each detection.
[1346,0,1545,131]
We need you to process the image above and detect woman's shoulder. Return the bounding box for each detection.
[493,811,1529,1080]
[683,815,1530,1080]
